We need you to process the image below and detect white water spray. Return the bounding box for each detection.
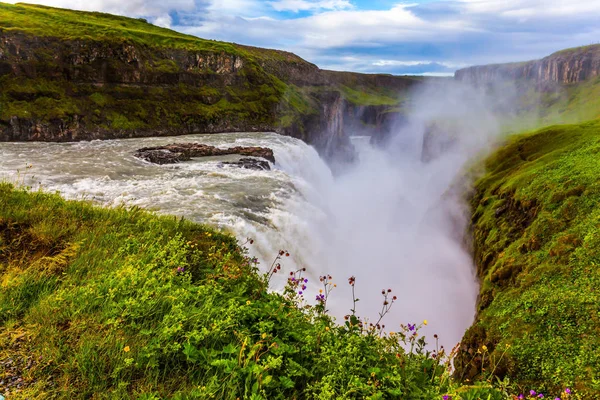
[0,81,502,349]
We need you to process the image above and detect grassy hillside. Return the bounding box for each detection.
[455,119,600,397]
[0,2,302,64]
[1,183,522,399]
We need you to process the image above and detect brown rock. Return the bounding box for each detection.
[134,143,275,164]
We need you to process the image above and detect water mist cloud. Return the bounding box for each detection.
[280,80,507,349]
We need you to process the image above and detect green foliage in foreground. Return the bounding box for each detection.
[0,183,519,399]
[458,119,600,397]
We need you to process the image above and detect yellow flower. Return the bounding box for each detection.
[482,345,488,352]
[325,327,330,331]
[246,300,251,305]
[333,284,337,287]
[261,333,267,339]
[423,320,428,326]
[124,346,130,353]
[319,289,323,294]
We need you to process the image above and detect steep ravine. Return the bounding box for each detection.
[453,121,600,397]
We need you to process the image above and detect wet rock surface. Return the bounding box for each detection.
[135,143,275,165]
[220,158,271,171]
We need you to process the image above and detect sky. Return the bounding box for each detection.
[6,0,600,75]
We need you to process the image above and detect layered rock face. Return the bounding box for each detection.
[455,45,600,86]
[0,9,418,163]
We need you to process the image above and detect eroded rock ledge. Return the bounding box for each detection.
[134,143,275,168]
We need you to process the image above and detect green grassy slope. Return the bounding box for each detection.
[0,2,300,63]
[455,120,600,396]
[2,183,504,399]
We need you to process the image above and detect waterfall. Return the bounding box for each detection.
[1,79,500,349]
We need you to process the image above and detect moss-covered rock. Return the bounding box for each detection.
[455,120,600,397]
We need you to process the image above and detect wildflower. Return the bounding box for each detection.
[246,300,251,305]
[319,289,323,293]
[124,346,130,352]
[538,395,544,399]
[482,345,488,351]
[261,333,267,339]
[565,389,571,394]
[177,266,185,273]
[530,390,537,396]
[408,323,416,331]
[334,284,337,287]
[518,395,524,400]
[298,291,303,295]
[302,285,307,290]
[304,278,308,283]
[555,398,561,400]
[325,327,330,331]
[443,396,451,400]
[423,320,428,326]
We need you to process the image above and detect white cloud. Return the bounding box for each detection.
[4,0,600,74]
[3,0,196,18]
[268,0,352,13]
[459,0,600,19]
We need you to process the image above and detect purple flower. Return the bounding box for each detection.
[177,267,185,273]
[302,285,307,290]
[298,291,303,295]
[565,389,571,394]
[530,391,537,396]
[443,396,451,400]
[555,398,561,400]
[518,395,524,400]
[538,394,544,399]
[408,323,416,331]
[304,278,308,283]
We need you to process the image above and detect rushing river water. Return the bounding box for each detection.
[0,130,479,349]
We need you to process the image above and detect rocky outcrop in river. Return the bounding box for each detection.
[134,143,275,166]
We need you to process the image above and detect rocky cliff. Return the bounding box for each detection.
[455,45,600,86]
[0,2,419,162]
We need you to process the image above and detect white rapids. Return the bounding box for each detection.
[0,129,480,349]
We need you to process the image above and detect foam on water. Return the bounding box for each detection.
[0,128,480,349]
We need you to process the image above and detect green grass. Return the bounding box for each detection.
[339,85,400,106]
[1,183,514,399]
[455,119,600,397]
[0,2,242,55]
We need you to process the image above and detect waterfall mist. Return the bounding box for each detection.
[279,80,506,348]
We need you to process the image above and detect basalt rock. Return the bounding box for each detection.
[220,158,271,171]
[135,143,275,165]
[455,44,600,87]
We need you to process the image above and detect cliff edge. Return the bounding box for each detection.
[0,2,420,162]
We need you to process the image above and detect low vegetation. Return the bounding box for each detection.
[456,119,600,397]
[0,183,579,399]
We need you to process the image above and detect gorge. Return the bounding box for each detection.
[1,2,600,398]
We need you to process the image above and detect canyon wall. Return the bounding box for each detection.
[455,45,600,86]
[0,3,420,162]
